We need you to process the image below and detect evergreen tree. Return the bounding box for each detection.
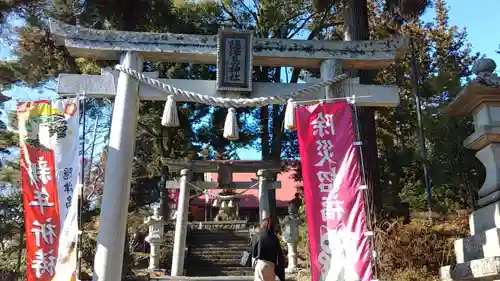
[0,94,15,167]
[0,85,23,278]
[368,0,480,212]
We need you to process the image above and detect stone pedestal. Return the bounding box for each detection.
[282,206,300,273]
[286,242,298,273]
[441,58,500,281]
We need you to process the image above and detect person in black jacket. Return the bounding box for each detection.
[251,218,286,281]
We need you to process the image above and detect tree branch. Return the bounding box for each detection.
[137,121,160,137]
[220,2,243,29]
[236,0,258,25]
[288,16,329,81]
[287,13,316,39]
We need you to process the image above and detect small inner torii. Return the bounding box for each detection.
[49,19,407,281]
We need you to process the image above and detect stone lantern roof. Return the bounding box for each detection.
[448,58,500,117]
[447,58,500,150]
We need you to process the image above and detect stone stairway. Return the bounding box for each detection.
[185,228,254,276]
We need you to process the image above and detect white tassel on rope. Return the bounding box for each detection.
[223,108,239,140]
[284,98,296,131]
[161,95,180,127]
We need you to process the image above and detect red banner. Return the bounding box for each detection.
[21,145,61,280]
[296,101,372,281]
[18,101,62,281]
[169,189,179,214]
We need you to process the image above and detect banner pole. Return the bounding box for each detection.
[350,97,380,280]
[293,95,372,105]
[77,94,87,280]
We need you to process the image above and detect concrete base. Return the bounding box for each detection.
[440,256,500,281]
[455,228,500,263]
[440,204,500,281]
[441,203,500,281]
[470,203,500,235]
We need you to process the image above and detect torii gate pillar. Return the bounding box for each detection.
[92,51,143,281]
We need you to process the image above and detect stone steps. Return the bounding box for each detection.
[187,256,243,265]
[189,230,249,235]
[188,252,245,259]
[188,242,249,248]
[150,275,256,280]
[189,236,250,242]
[187,269,254,277]
[185,228,252,277]
[188,247,249,252]
[189,238,250,243]
[185,264,254,276]
[150,273,298,280]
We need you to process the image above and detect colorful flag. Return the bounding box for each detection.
[17,99,80,281]
[296,101,372,281]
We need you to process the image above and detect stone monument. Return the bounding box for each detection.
[145,206,165,271]
[282,204,301,273]
[441,58,500,281]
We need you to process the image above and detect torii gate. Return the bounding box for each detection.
[49,19,407,281]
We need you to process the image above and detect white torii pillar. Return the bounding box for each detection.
[93,51,143,281]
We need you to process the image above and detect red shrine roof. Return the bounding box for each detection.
[192,171,302,208]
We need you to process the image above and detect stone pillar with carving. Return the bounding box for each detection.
[144,206,165,271]
[282,205,300,273]
[440,58,500,281]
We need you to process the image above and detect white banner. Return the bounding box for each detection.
[52,98,80,281]
[55,185,79,281]
[52,98,80,225]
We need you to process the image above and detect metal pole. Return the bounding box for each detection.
[351,101,379,280]
[410,38,433,223]
[77,95,87,280]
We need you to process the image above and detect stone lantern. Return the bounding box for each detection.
[144,206,165,271]
[281,205,301,273]
[440,58,500,281]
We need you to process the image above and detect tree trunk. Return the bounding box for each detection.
[159,167,171,220]
[344,0,382,221]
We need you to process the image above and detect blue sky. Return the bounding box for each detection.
[421,0,499,63]
[1,1,499,161]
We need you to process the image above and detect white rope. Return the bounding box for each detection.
[115,64,348,108]
[187,181,259,200]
